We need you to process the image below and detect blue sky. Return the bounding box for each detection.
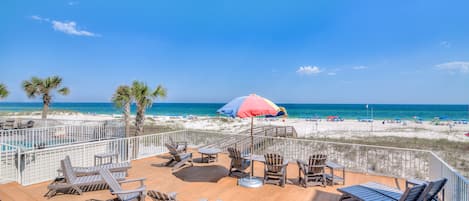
[0,0,468,104]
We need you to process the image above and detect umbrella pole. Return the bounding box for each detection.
[250,116,254,177]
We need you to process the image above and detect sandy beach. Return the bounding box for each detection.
[3,111,469,142]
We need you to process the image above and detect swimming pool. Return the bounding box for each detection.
[1,139,76,150]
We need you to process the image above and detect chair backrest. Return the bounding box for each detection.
[418,178,447,201]
[168,136,176,146]
[27,120,34,128]
[99,168,122,193]
[61,158,76,184]
[165,143,183,161]
[264,153,284,172]
[148,190,176,201]
[307,154,327,173]
[165,143,178,155]
[400,184,427,201]
[228,147,243,167]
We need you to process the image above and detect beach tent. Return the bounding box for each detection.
[217,94,281,188]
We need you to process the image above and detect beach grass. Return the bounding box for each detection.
[308,135,469,177]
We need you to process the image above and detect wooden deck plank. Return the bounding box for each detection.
[0,150,405,201]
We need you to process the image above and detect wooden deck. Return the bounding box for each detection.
[0,150,405,201]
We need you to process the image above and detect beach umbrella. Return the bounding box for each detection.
[217,94,281,188]
[265,106,288,118]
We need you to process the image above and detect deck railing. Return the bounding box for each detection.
[0,120,125,150]
[0,130,467,200]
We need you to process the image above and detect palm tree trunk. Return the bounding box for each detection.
[135,106,145,136]
[42,95,50,119]
[124,102,131,137]
[132,105,145,159]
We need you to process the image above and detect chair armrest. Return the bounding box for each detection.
[119,178,146,186]
[112,186,146,195]
[297,159,307,166]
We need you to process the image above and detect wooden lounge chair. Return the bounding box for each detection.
[169,136,187,153]
[338,182,427,201]
[413,178,447,201]
[148,190,178,201]
[45,159,126,198]
[58,155,131,176]
[227,147,250,177]
[264,153,288,187]
[297,154,327,187]
[99,168,146,201]
[164,143,193,171]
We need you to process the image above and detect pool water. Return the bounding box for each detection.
[1,139,76,150]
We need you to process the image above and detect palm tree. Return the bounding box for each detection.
[112,85,132,137]
[0,83,8,99]
[22,76,70,119]
[131,81,167,135]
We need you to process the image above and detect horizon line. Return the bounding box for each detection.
[0,101,468,106]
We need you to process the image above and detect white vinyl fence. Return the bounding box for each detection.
[0,130,467,201]
[0,120,125,150]
[429,153,469,201]
[0,143,20,183]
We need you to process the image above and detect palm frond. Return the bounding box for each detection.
[112,85,132,109]
[152,85,167,99]
[22,80,38,98]
[0,83,9,99]
[57,87,70,95]
[22,76,69,99]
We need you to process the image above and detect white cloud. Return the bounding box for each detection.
[296,66,322,75]
[352,66,368,70]
[30,15,98,37]
[30,15,50,22]
[440,41,451,48]
[327,72,337,76]
[52,20,97,37]
[436,61,469,73]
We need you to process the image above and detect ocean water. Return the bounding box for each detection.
[0,102,468,120]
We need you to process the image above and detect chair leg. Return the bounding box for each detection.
[165,158,175,166]
[72,186,83,195]
[339,194,351,201]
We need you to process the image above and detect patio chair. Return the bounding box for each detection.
[227,147,250,177]
[164,143,193,171]
[58,155,131,176]
[45,159,126,198]
[99,168,146,201]
[264,153,288,187]
[338,182,427,201]
[3,119,14,129]
[26,120,35,128]
[169,136,187,153]
[148,190,178,201]
[297,154,327,187]
[414,178,447,201]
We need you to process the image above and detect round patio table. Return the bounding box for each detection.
[198,148,221,163]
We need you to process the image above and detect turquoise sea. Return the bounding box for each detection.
[0,102,468,120]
